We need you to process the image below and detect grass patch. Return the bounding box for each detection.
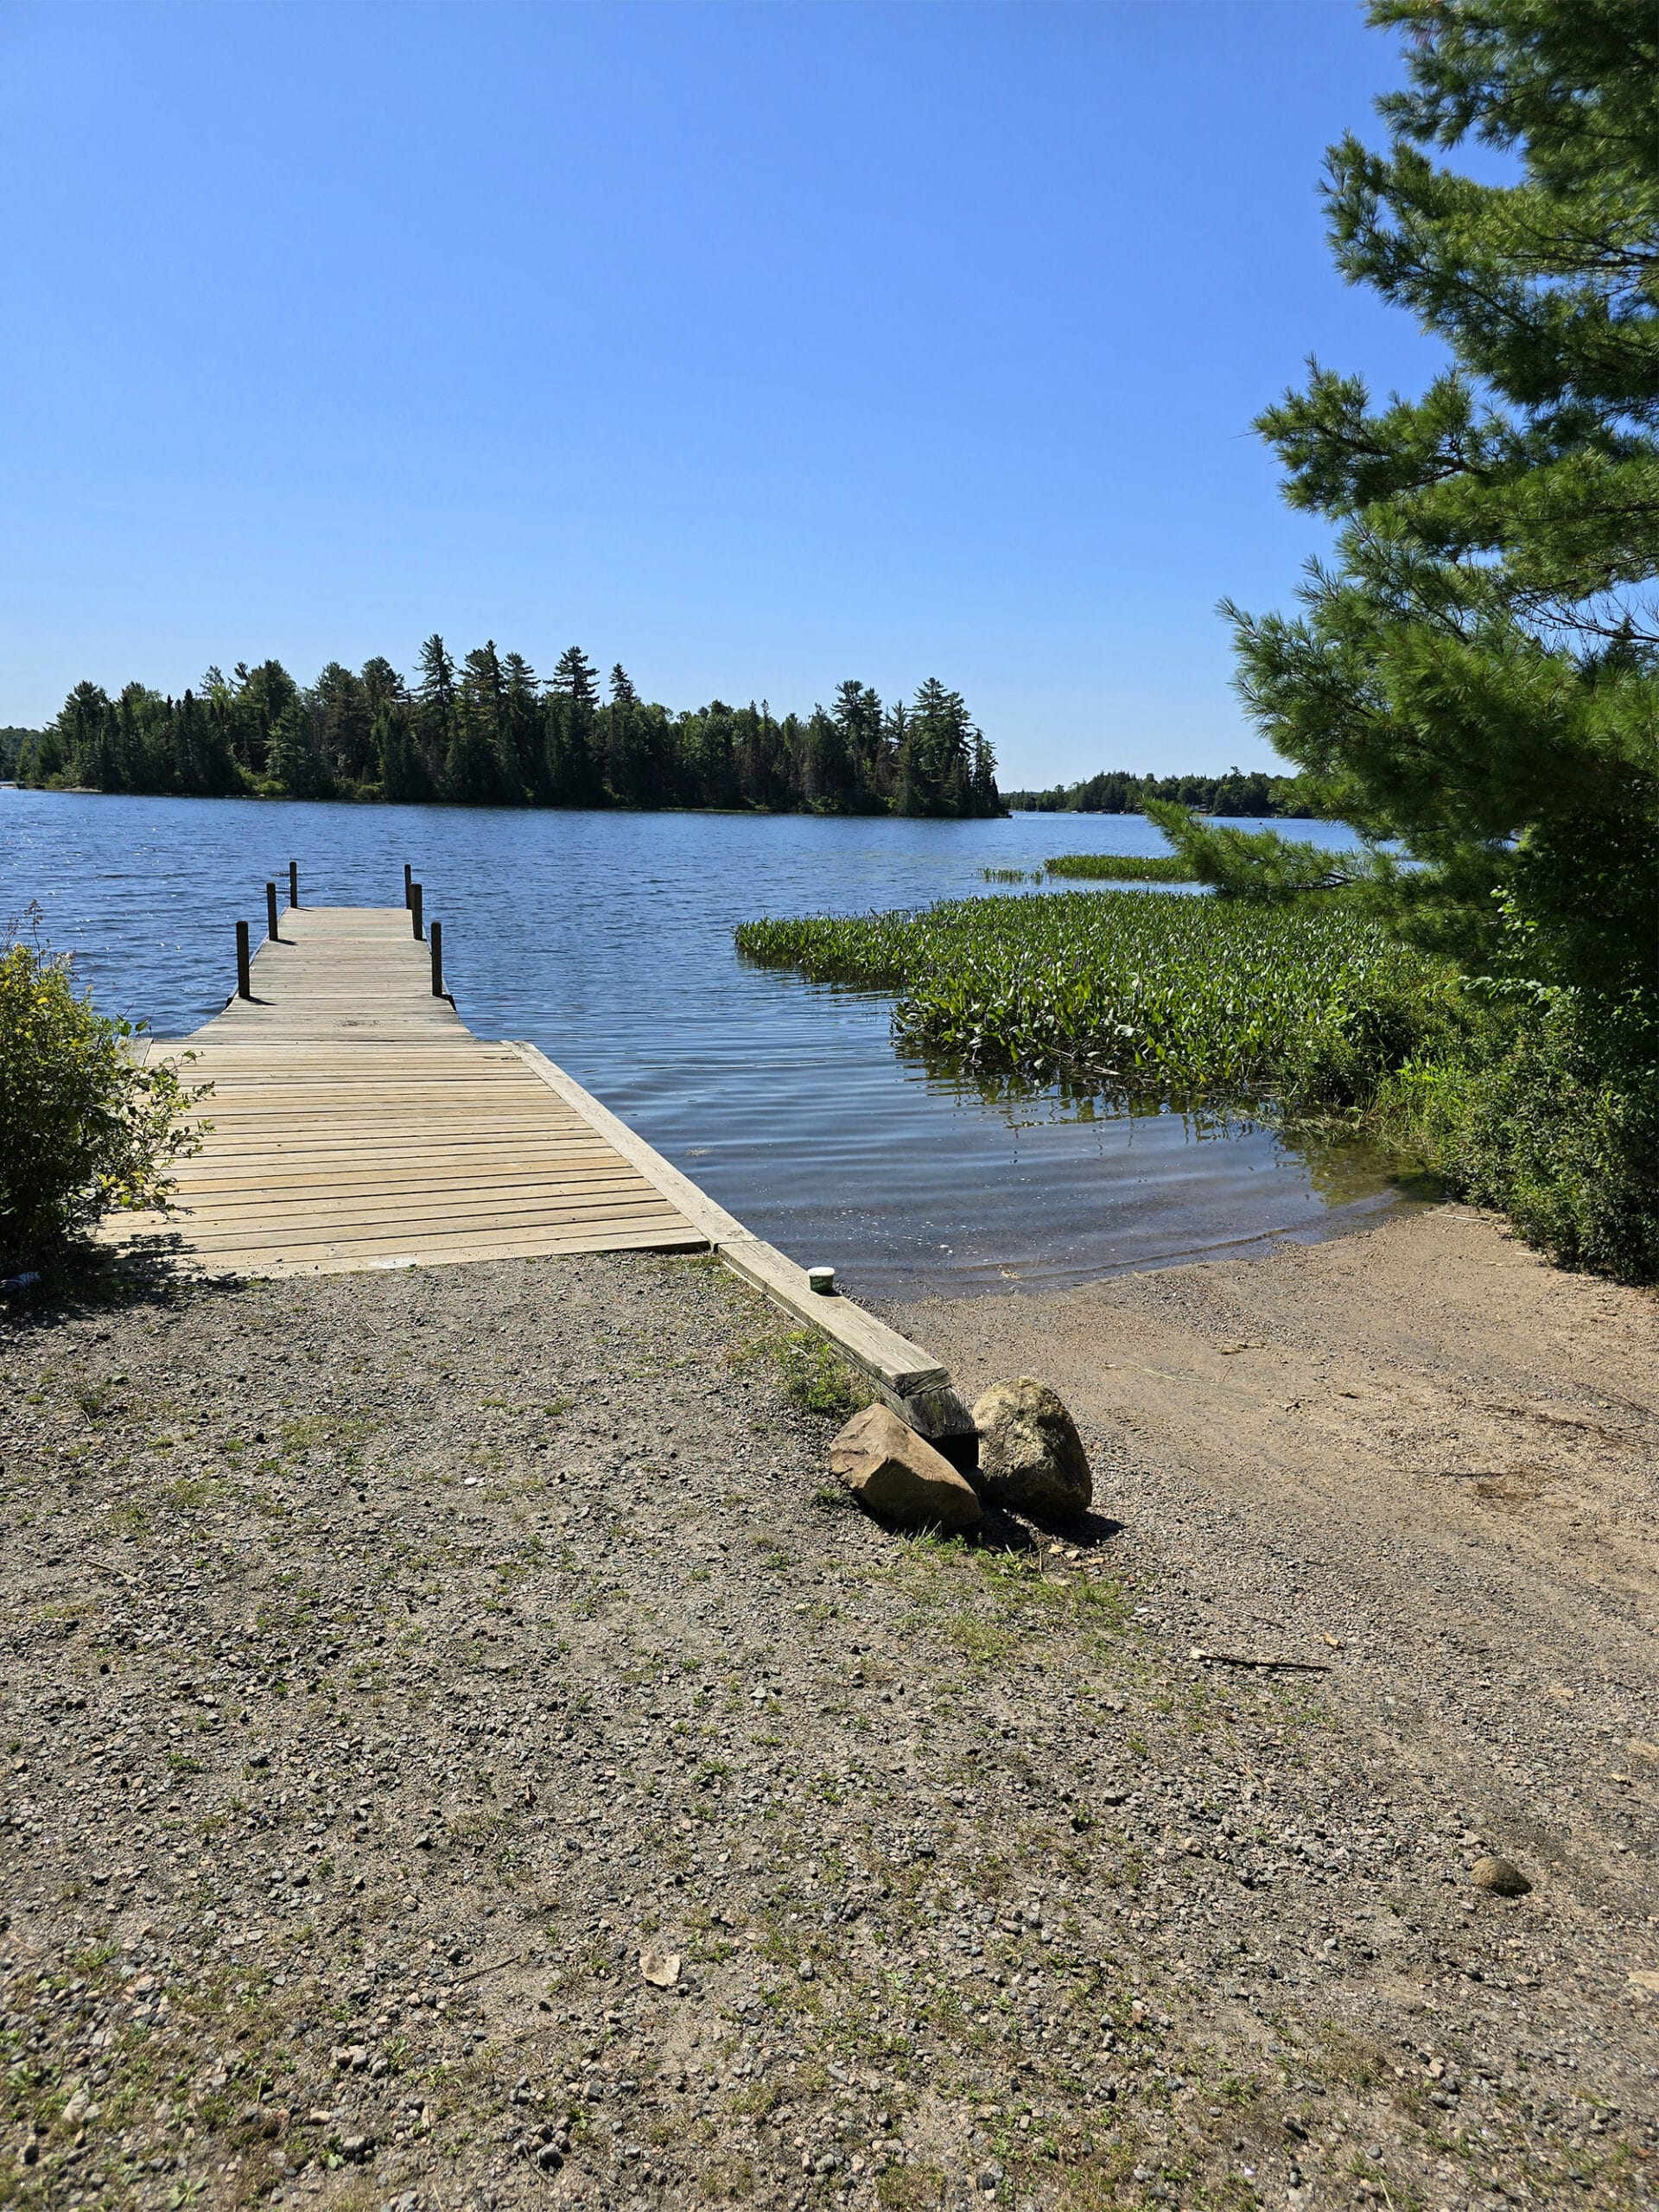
[739,881,1659,1285]
[159,1474,228,1513]
[888,1535,1133,1675]
[730,1324,875,1421]
[699,2152,756,2198]
[278,1414,379,1455]
[877,2166,946,2209]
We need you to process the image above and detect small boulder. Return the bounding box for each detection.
[829,1404,982,1532]
[970,1378,1092,1517]
[1470,1855,1531,1897]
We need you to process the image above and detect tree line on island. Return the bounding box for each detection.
[4,667,1322,822]
[11,645,1002,818]
[1004,766,1317,817]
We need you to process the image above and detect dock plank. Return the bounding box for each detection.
[101,906,704,1275]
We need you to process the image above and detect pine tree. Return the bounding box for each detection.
[832,680,890,810]
[359,657,404,715]
[264,696,331,799]
[450,642,509,803]
[174,690,202,792]
[1227,0,1659,1010]
[315,663,371,786]
[57,682,111,787]
[30,726,66,783]
[550,645,599,709]
[546,646,602,805]
[416,635,458,794]
[969,729,1001,817]
[198,690,238,795]
[733,702,791,810]
[1224,0,1659,1277]
[229,660,298,779]
[500,652,542,801]
[118,685,160,789]
[373,702,427,802]
[802,708,855,811]
[898,679,975,816]
[602,663,649,806]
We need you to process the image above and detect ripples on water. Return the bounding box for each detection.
[0,791,1418,1297]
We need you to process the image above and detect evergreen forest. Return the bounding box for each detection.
[1004,766,1318,817]
[1,728,39,778]
[15,645,1002,818]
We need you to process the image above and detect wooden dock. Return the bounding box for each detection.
[112,906,703,1275]
[104,879,973,1452]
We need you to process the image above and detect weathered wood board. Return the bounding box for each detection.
[103,906,705,1275]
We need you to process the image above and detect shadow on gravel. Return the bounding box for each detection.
[0,1240,240,1338]
[850,1501,1125,1552]
[973,1503,1125,1553]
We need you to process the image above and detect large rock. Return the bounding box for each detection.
[970,1377,1092,1517]
[828,1403,982,1532]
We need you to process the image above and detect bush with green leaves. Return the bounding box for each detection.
[1381,993,1659,1281]
[0,916,204,1274]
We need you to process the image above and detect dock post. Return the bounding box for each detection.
[289,860,299,909]
[236,920,251,999]
[430,918,444,998]
[404,862,413,909]
[266,881,280,944]
[410,883,423,940]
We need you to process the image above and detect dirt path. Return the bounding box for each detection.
[899,1204,1659,2175]
[2,1224,1656,2212]
[897,1205,1659,1905]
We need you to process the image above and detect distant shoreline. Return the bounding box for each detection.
[3,782,1332,824]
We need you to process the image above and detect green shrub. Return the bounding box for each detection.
[0,914,206,1274]
[1385,999,1659,1282]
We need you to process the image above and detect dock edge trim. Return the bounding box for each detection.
[504,1040,957,1408]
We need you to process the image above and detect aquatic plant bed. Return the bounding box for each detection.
[1042,853,1195,881]
[737,888,1451,1107]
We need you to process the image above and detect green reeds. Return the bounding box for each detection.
[1042,852,1194,881]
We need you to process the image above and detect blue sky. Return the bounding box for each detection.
[1,1,1449,784]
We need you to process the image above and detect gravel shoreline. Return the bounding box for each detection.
[2,1241,1655,2212]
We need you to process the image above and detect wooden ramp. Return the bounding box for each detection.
[107,906,705,1276]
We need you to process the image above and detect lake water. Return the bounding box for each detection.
[0,790,1416,1297]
